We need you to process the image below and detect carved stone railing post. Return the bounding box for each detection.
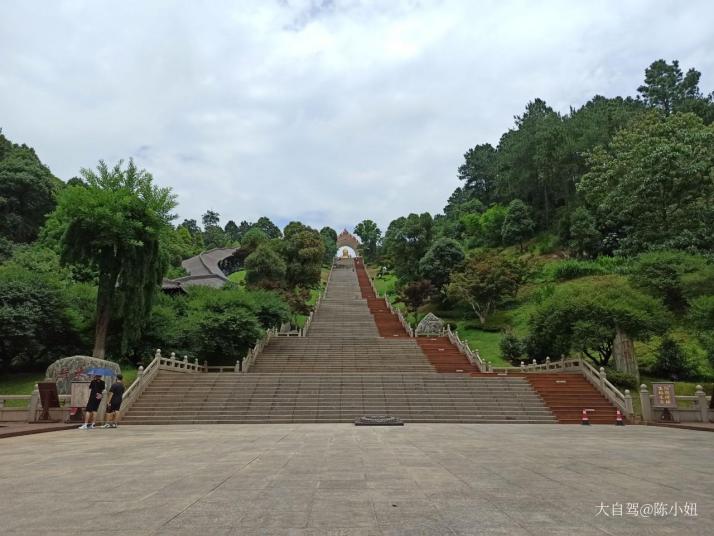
[545,357,551,370]
[696,385,709,422]
[599,367,607,391]
[26,384,39,422]
[234,359,240,373]
[639,384,652,422]
[624,389,633,417]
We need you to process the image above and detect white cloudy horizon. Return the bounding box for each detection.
[1,0,713,232]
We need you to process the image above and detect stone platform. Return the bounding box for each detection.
[1,424,711,535]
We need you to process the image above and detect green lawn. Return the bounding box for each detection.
[227,270,246,285]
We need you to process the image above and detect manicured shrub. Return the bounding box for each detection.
[500,331,524,365]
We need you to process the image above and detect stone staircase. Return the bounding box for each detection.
[124,371,556,424]
[416,336,481,373]
[124,257,558,425]
[525,373,622,424]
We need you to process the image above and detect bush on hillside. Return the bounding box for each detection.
[500,330,524,365]
[604,369,638,390]
[653,336,696,380]
[545,260,607,281]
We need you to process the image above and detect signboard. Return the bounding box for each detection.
[652,383,677,408]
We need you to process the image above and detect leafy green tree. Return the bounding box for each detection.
[501,199,535,250]
[244,289,291,329]
[579,112,714,253]
[45,159,176,358]
[320,226,337,242]
[525,277,667,366]
[418,237,465,292]
[194,309,262,365]
[0,246,94,370]
[240,227,269,254]
[653,336,692,379]
[496,99,568,226]
[282,225,325,288]
[476,204,507,247]
[638,59,709,115]
[224,220,240,242]
[399,279,434,312]
[447,253,527,325]
[567,207,601,257]
[382,213,433,281]
[235,220,253,241]
[254,216,282,239]
[629,251,714,312]
[319,227,337,264]
[201,210,228,249]
[353,219,381,262]
[202,210,220,228]
[178,218,201,236]
[245,243,287,289]
[0,136,59,243]
[457,143,498,202]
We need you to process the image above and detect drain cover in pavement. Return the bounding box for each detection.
[355,415,404,426]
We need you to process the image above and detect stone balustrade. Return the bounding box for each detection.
[639,383,712,424]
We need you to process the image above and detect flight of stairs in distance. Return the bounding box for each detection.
[416,337,480,373]
[124,257,557,425]
[525,373,623,424]
[354,258,410,338]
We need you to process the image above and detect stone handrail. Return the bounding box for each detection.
[385,298,414,337]
[446,324,486,372]
[472,352,635,417]
[241,327,277,373]
[577,359,633,416]
[120,350,203,417]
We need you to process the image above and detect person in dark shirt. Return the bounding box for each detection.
[79,375,105,430]
[103,374,125,429]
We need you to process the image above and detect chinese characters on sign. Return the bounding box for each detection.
[595,502,697,518]
[652,383,677,408]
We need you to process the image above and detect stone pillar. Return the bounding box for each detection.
[613,328,639,384]
[26,385,39,422]
[639,384,652,422]
[624,389,633,417]
[695,385,709,423]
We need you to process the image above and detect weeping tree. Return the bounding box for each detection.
[46,160,176,358]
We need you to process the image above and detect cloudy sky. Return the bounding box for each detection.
[1,1,713,232]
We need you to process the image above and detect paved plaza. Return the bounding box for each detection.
[1,424,711,535]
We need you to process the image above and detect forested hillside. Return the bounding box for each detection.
[360,59,714,386]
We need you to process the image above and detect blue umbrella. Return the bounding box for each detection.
[85,367,116,376]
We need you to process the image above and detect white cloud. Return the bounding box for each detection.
[1,0,713,232]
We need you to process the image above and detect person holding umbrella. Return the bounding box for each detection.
[78,373,106,429]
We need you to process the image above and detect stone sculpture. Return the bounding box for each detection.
[415,313,445,336]
[46,356,121,395]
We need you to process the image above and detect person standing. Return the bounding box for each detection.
[103,374,125,429]
[78,374,105,430]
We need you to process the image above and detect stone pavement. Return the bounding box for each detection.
[0,424,711,535]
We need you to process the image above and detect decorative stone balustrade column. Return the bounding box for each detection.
[695,385,709,422]
[639,384,652,422]
[624,389,633,416]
